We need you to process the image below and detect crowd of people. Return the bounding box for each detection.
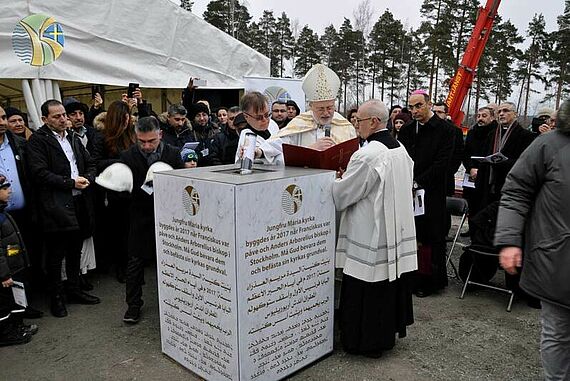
[0,62,568,380]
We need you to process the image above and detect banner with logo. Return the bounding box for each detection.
[0,0,269,89]
[244,76,306,112]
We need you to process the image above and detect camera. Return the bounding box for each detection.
[531,116,548,133]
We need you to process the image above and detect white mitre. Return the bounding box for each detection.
[302,64,341,102]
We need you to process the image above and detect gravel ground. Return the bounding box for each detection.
[1,218,543,380]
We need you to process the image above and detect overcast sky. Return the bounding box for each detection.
[180,0,565,36]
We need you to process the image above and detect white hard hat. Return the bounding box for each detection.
[95,163,133,193]
[144,161,174,185]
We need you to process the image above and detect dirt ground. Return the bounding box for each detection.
[1,218,543,380]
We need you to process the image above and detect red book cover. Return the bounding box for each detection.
[282,138,359,170]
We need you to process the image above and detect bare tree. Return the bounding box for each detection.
[353,0,375,36]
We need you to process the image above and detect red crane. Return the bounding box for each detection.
[445,0,501,128]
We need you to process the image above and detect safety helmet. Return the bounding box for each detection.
[143,161,174,186]
[95,163,133,193]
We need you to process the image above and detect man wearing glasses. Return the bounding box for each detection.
[398,90,456,298]
[277,64,355,149]
[234,92,284,165]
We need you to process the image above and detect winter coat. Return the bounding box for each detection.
[462,121,497,172]
[495,127,570,310]
[210,125,239,165]
[120,143,184,260]
[26,125,96,233]
[158,113,196,150]
[398,114,455,243]
[0,208,28,282]
[474,121,535,206]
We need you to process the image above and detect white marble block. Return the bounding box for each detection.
[154,165,336,381]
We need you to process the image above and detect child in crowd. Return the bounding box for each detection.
[181,147,198,168]
[0,175,38,346]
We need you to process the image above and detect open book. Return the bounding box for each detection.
[282,138,360,170]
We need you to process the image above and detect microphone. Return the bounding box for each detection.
[324,125,331,137]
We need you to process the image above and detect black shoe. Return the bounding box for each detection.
[414,289,433,298]
[66,291,101,305]
[0,327,32,347]
[23,306,44,319]
[50,296,68,318]
[18,323,39,336]
[123,306,140,324]
[527,298,542,309]
[79,275,94,291]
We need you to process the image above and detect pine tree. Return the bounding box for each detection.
[483,18,523,104]
[273,12,295,77]
[202,1,251,43]
[519,14,550,122]
[258,11,278,76]
[369,10,404,105]
[294,26,322,77]
[320,25,339,67]
[180,0,193,11]
[203,0,230,33]
[546,0,570,107]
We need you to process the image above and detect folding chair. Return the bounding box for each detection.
[445,197,468,280]
[459,245,515,312]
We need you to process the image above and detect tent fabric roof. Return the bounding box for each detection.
[0,0,270,89]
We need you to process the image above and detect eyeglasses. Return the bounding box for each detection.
[355,117,374,124]
[408,102,425,110]
[244,112,271,121]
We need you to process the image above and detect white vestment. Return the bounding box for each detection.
[333,140,417,282]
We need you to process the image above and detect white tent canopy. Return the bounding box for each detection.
[0,0,269,88]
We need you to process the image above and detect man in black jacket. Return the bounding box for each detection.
[121,116,183,324]
[398,91,455,297]
[210,106,240,165]
[27,100,100,318]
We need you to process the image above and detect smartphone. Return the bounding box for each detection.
[193,79,207,87]
[128,82,139,98]
[91,84,102,99]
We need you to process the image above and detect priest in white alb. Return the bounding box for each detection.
[276,64,355,149]
[333,99,417,358]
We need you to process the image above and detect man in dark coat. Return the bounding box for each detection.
[495,100,570,380]
[121,116,183,324]
[462,106,498,219]
[398,91,455,297]
[27,100,100,318]
[475,101,535,208]
[159,104,195,149]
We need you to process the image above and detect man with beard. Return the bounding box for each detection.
[277,64,355,149]
[462,106,498,219]
[188,103,219,167]
[271,100,289,129]
[398,90,455,297]
[475,102,535,208]
[121,117,183,324]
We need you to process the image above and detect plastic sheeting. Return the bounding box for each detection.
[0,0,270,89]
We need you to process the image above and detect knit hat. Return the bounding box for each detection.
[302,64,340,102]
[4,107,24,120]
[535,106,554,119]
[181,148,198,163]
[63,97,89,115]
[188,102,210,120]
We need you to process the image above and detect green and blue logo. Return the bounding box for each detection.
[12,14,65,66]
